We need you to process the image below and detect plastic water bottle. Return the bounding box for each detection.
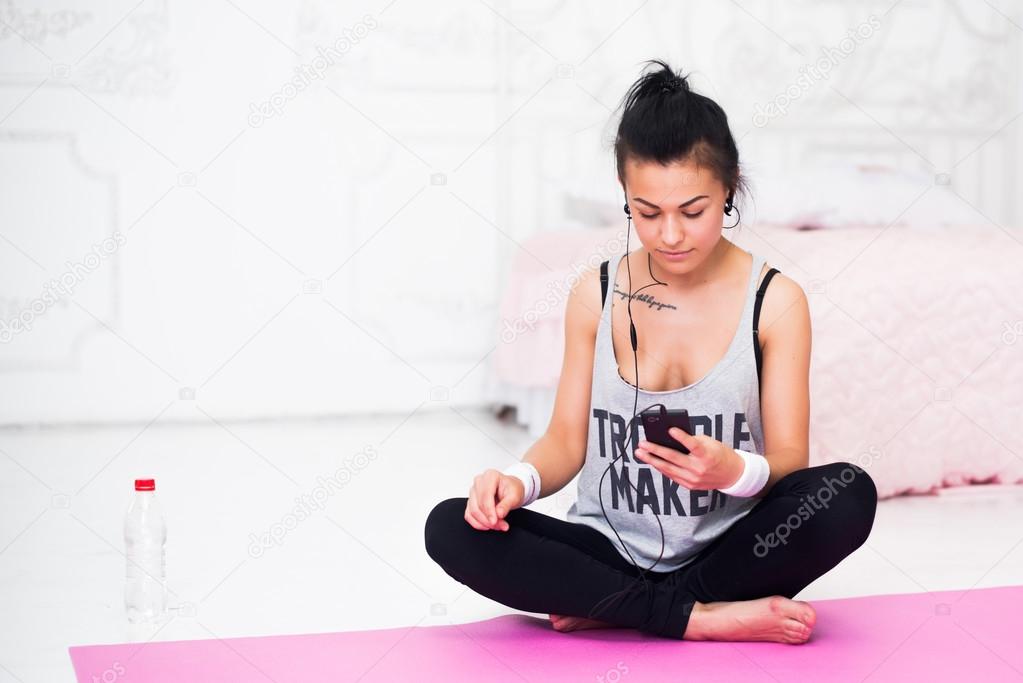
[124,478,167,623]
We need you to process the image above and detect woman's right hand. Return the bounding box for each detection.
[465,469,524,531]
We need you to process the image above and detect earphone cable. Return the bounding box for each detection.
[586,212,675,623]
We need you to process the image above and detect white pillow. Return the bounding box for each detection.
[750,162,979,230]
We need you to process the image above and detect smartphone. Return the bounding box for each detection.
[640,406,692,454]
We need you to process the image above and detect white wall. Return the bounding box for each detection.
[1,0,1020,425]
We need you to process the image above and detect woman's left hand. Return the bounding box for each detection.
[635,427,743,491]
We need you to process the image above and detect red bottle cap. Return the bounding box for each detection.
[135,479,155,491]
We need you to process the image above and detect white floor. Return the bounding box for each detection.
[1,409,1022,682]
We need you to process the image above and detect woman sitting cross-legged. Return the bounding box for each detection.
[424,59,877,644]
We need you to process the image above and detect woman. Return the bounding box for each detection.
[424,59,877,644]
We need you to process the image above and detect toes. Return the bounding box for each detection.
[795,601,816,627]
[772,597,816,626]
[782,617,803,631]
[783,629,807,644]
[550,615,577,632]
[783,617,811,642]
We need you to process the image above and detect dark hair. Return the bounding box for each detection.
[614,59,748,208]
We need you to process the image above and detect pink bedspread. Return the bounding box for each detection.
[493,223,1023,499]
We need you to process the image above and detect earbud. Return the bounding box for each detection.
[623,202,631,217]
[724,192,734,215]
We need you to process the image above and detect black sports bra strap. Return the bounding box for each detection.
[754,267,780,397]
[600,259,609,306]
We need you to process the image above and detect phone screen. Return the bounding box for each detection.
[640,407,692,454]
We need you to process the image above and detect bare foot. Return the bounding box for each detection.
[683,596,816,644]
[549,613,617,633]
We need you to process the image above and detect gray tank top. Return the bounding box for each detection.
[565,248,771,572]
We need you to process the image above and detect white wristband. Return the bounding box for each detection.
[719,449,771,497]
[501,462,541,507]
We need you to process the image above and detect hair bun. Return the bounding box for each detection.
[658,74,689,94]
[614,58,746,210]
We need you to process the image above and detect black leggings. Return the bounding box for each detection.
[424,461,877,639]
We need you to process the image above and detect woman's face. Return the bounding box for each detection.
[621,157,730,273]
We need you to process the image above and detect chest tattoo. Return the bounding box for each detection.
[612,285,678,312]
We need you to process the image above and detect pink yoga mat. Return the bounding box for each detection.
[69,585,1022,682]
